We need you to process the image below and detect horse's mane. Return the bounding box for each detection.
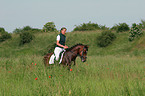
[66,43,88,51]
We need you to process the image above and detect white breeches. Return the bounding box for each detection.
[54,47,64,61]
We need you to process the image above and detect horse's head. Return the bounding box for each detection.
[79,45,89,62]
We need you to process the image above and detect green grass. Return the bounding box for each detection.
[0,55,144,96]
[0,31,145,95]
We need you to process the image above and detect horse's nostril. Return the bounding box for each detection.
[82,59,86,62]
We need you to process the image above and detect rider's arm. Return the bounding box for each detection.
[56,40,65,48]
[56,35,68,49]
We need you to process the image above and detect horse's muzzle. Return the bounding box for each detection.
[82,59,86,62]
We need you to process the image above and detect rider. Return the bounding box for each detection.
[54,27,68,62]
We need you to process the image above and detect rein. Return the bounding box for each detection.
[69,47,87,59]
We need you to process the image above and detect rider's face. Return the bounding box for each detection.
[61,29,66,35]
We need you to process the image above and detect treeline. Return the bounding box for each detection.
[1,20,145,34]
[0,20,145,46]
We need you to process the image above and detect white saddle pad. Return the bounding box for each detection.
[49,54,55,64]
[49,51,65,64]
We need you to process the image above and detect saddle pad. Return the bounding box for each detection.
[49,54,55,64]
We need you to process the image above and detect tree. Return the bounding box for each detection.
[23,26,32,31]
[140,19,145,29]
[43,22,57,32]
[0,27,6,34]
[13,28,22,34]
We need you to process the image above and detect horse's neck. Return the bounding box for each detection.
[71,46,80,54]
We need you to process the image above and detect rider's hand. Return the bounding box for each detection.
[64,45,68,49]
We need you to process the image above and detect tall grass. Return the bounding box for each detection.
[0,31,145,95]
[0,55,144,96]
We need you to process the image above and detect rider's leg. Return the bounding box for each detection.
[54,47,63,61]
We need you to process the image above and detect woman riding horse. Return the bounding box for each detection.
[44,43,89,69]
[49,27,68,64]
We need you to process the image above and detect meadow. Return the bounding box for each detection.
[0,31,145,96]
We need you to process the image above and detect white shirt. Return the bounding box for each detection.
[56,35,60,41]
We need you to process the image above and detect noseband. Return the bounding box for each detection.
[80,47,87,59]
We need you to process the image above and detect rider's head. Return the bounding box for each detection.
[60,27,67,35]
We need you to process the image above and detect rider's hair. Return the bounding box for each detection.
[60,27,67,33]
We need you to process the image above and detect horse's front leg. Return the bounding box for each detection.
[73,60,76,66]
[67,61,72,70]
[68,63,71,70]
[66,57,72,70]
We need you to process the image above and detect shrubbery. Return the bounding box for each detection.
[13,26,41,34]
[0,32,12,42]
[135,19,145,29]
[111,23,130,32]
[19,31,34,45]
[0,27,12,42]
[43,22,57,32]
[129,23,143,41]
[97,31,116,47]
[0,27,6,34]
[73,21,108,31]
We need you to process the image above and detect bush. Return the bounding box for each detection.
[23,26,32,31]
[0,27,5,32]
[0,27,6,35]
[13,28,22,34]
[43,22,57,32]
[111,23,129,32]
[129,23,143,41]
[73,21,108,31]
[110,24,118,31]
[0,32,12,42]
[19,31,34,45]
[137,19,145,29]
[97,31,116,47]
[13,26,42,34]
[73,22,100,31]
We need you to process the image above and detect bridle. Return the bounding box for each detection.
[80,47,87,59]
[69,47,87,59]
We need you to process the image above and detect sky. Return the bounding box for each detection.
[0,0,145,32]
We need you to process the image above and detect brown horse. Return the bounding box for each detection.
[44,44,89,69]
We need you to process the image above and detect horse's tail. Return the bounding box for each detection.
[43,53,53,66]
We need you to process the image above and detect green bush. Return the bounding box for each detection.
[111,23,129,32]
[0,32,12,42]
[97,31,116,47]
[13,26,41,34]
[129,23,143,41]
[0,27,6,35]
[73,21,108,31]
[13,28,22,34]
[137,19,145,29]
[0,27,5,32]
[19,31,34,45]
[43,22,57,32]
[23,26,32,31]
[110,24,118,31]
[141,19,145,29]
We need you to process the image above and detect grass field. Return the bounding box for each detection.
[0,55,145,96]
[0,31,145,95]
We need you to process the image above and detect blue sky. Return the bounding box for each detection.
[0,0,145,32]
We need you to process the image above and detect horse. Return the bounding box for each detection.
[44,44,89,69]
